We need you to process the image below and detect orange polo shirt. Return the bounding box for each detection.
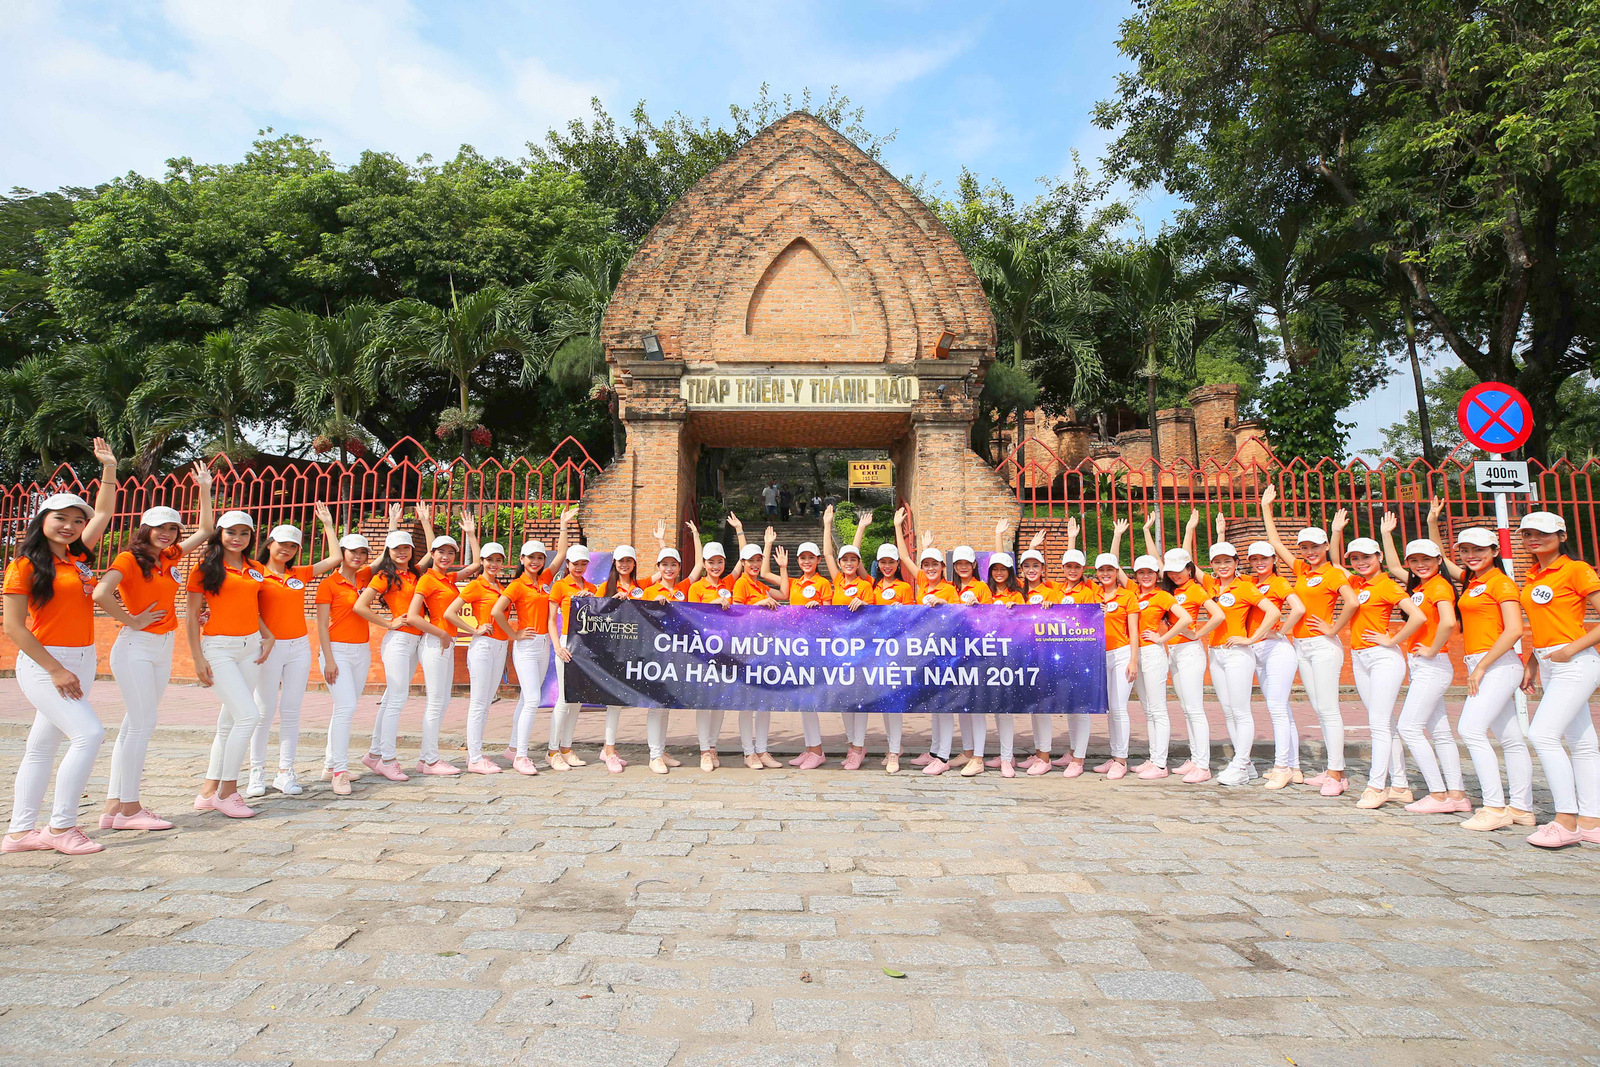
[258,564,315,640]
[414,568,461,637]
[3,553,95,647]
[688,573,736,605]
[917,577,961,605]
[1247,571,1293,635]
[549,573,599,636]
[1166,580,1211,645]
[1292,560,1350,639]
[1134,587,1180,647]
[1101,584,1140,650]
[1203,576,1263,647]
[732,572,775,605]
[642,578,691,602]
[992,586,1027,605]
[1403,574,1456,654]
[108,545,184,636]
[1023,582,1064,606]
[1347,572,1406,651]
[367,568,421,636]
[504,572,552,630]
[315,567,373,644]
[875,577,914,605]
[458,577,510,639]
[186,559,265,638]
[1458,568,1520,655]
[788,572,833,606]
[1521,555,1600,648]
[831,573,874,605]
[955,577,993,605]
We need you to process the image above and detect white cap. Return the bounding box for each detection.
[139,506,183,528]
[1018,549,1045,565]
[384,531,413,549]
[1208,541,1237,560]
[703,541,727,560]
[1094,552,1119,569]
[1296,527,1329,545]
[218,510,254,530]
[430,535,458,550]
[1246,541,1274,558]
[838,543,861,558]
[951,546,976,564]
[566,544,591,562]
[1133,554,1161,572]
[520,540,547,557]
[1455,527,1497,548]
[268,524,303,545]
[613,544,636,561]
[740,543,763,560]
[875,543,898,561]
[918,548,945,564]
[990,552,1015,570]
[1346,537,1381,555]
[1061,549,1086,566]
[37,492,93,518]
[796,541,821,557]
[657,547,681,563]
[1161,548,1193,573]
[1518,511,1566,534]
[479,542,507,559]
[338,533,370,551]
[1403,538,1442,559]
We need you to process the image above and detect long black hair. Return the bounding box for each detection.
[988,562,1020,598]
[600,554,638,598]
[1403,552,1455,597]
[17,510,87,606]
[372,545,420,592]
[1160,562,1199,594]
[510,551,548,583]
[197,527,254,595]
[129,524,163,581]
[1455,551,1507,609]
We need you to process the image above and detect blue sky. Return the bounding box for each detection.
[1,0,1424,454]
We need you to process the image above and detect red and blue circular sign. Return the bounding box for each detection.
[1457,382,1532,454]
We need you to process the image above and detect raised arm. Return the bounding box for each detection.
[179,462,216,554]
[1378,512,1409,582]
[1065,514,1080,556]
[1426,497,1464,583]
[1180,508,1200,562]
[310,501,342,576]
[894,508,913,572]
[81,437,119,550]
[726,512,747,553]
[1330,508,1348,566]
[684,521,704,584]
[454,511,484,579]
[852,508,872,557]
[1260,485,1296,569]
[821,505,841,581]
[763,545,793,599]
[993,518,1010,556]
[1109,518,1129,572]
[547,506,578,576]
[1142,509,1161,560]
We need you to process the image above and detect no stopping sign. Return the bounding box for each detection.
[1457,383,1533,454]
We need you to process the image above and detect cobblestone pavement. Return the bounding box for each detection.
[1,736,1599,1066]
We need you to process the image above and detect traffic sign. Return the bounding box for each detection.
[1458,382,1533,453]
[1474,460,1532,494]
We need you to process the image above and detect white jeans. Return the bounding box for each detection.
[320,640,371,774]
[1030,713,1054,754]
[739,710,771,755]
[251,634,312,772]
[931,712,955,759]
[551,636,579,752]
[1529,646,1600,817]
[1459,650,1533,810]
[418,636,456,763]
[1293,635,1345,771]
[648,709,670,759]
[962,712,985,757]
[1134,644,1171,767]
[843,712,901,753]
[1105,646,1133,758]
[996,714,1017,761]
[1210,644,1256,768]
[10,646,103,832]
[697,709,725,751]
[108,629,173,803]
[465,635,509,763]
[509,635,551,757]
[1066,714,1091,760]
[1169,640,1209,766]
[1351,645,1409,790]
[1253,637,1300,768]
[800,710,822,748]
[202,634,262,783]
[1397,651,1462,795]
[372,630,421,761]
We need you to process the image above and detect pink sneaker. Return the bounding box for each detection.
[1092,759,1113,773]
[1578,826,1600,844]
[1020,755,1040,770]
[787,752,807,767]
[1319,777,1348,797]
[374,760,409,782]
[797,751,826,770]
[466,757,502,775]
[601,752,626,774]
[923,758,949,776]
[360,752,384,774]
[41,827,104,855]
[512,756,539,776]
[1051,753,1073,767]
[1136,764,1170,780]
[1304,771,1330,787]
[1404,795,1471,814]
[211,793,257,819]
[1,830,49,853]
[1061,760,1085,779]
[98,812,115,829]
[503,746,517,763]
[1174,760,1195,775]
[1528,822,1584,849]
[841,749,864,771]
[1106,762,1128,781]
[192,793,215,811]
[1000,759,1016,778]
[1026,758,1052,777]
[985,757,1002,768]
[112,809,173,831]
[911,752,935,767]
[1182,767,1212,784]
[417,759,461,776]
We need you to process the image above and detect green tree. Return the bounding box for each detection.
[36,342,153,471]
[255,303,382,458]
[131,332,258,460]
[520,245,631,456]
[0,187,89,364]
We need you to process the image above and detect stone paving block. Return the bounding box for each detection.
[497,989,626,1028]
[1093,971,1215,1002]
[1203,1002,1344,1037]
[683,1041,840,1065]
[0,971,125,1007]
[1455,1006,1600,1049]
[568,932,662,957]
[735,915,836,937]
[1336,1005,1468,1038]
[1377,942,1488,968]
[101,979,259,1011]
[93,1016,261,1057]
[111,946,249,974]
[458,931,567,951]
[245,1021,397,1061]
[174,918,314,948]
[521,1029,679,1067]
[163,877,269,893]
[591,962,700,989]
[364,987,500,1022]
[931,996,1074,1035]
[774,997,903,1032]
[377,1023,527,1064]
[1461,971,1591,1005]
[454,906,517,929]
[672,939,788,962]
[499,957,590,986]
[373,953,491,981]
[1256,940,1385,973]
[251,981,377,1017]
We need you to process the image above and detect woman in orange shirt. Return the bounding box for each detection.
[1131,553,1192,779]
[94,461,214,831]
[446,542,511,776]
[823,507,883,771]
[1337,531,1421,809]
[1159,549,1225,784]
[187,509,277,819]
[490,539,565,775]
[1201,540,1280,788]
[895,512,965,775]
[1379,517,1468,814]
[2,439,119,856]
[404,511,483,776]
[1240,531,1306,789]
[691,539,777,769]
[765,539,834,771]
[986,547,1043,778]
[1515,510,1600,848]
[1086,552,1140,781]
[315,533,375,795]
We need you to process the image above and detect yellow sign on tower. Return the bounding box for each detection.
[848,460,893,488]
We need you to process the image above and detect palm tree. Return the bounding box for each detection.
[519,245,630,455]
[0,355,69,475]
[131,331,257,460]
[34,342,151,469]
[256,303,382,460]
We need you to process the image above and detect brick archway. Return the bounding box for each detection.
[582,112,1016,553]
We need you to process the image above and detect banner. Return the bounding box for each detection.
[563,600,1106,716]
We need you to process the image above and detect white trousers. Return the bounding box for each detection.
[931,712,955,759]
[800,710,821,748]
[1253,637,1300,768]
[1351,645,1409,790]
[371,630,420,761]
[696,709,725,750]
[320,640,371,773]
[1458,650,1533,810]
[107,629,173,803]
[1528,647,1600,817]
[1134,644,1171,767]
[1169,640,1209,765]
[1397,651,1463,794]
[418,636,456,763]
[551,636,580,751]
[250,634,312,772]
[843,712,901,752]
[648,709,670,759]
[465,635,509,763]
[740,710,770,755]
[996,713,1017,761]
[10,646,103,832]
[1294,635,1345,771]
[1066,714,1091,760]
[842,712,864,747]
[1030,713,1053,754]
[509,635,551,757]
[1210,644,1256,767]
[962,712,985,757]
[202,634,262,782]
[1105,645,1133,758]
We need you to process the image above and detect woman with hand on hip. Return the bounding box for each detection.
[2,439,119,856]
[731,533,787,764]
[1131,553,1193,780]
[1201,537,1278,788]
[1238,522,1306,790]
[95,461,214,831]
[1378,515,1469,815]
[691,538,771,767]
[1087,551,1140,781]
[1158,546,1225,783]
[1426,501,1534,831]
[1515,511,1600,849]
[403,511,482,776]
[765,538,834,769]
[822,506,877,771]
[1261,485,1358,796]
[639,543,698,774]
[315,533,374,796]
[446,542,511,775]
[550,545,612,768]
[246,502,344,798]
[491,533,574,776]
[188,510,276,818]
[897,513,963,775]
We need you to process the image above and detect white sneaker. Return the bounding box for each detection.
[272,770,303,796]
[1240,760,1260,781]
[1216,763,1249,787]
[244,767,267,798]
